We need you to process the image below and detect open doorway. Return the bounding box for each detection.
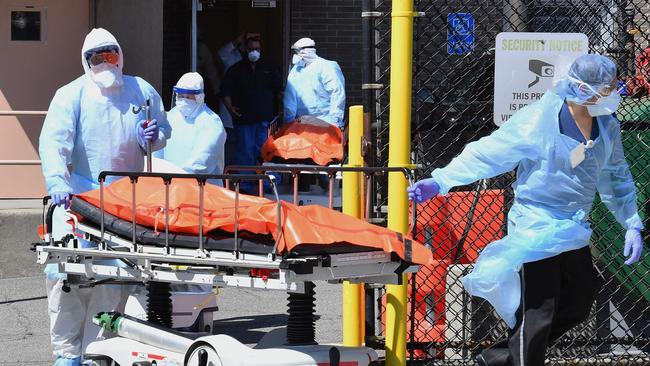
[196,0,287,112]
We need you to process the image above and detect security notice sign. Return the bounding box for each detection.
[493,32,588,125]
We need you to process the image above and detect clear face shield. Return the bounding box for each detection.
[172,86,204,117]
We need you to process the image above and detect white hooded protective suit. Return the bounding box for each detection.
[154,72,226,184]
[38,28,170,362]
[284,38,346,127]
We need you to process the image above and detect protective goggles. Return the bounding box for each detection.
[604,82,626,95]
[291,46,315,54]
[568,74,620,98]
[87,52,119,67]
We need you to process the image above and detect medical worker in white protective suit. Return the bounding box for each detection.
[284,37,346,128]
[154,72,226,184]
[39,28,170,366]
[408,54,644,366]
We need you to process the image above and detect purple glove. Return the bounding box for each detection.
[407,178,440,203]
[137,119,158,143]
[624,229,643,265]
[51,191,71,209]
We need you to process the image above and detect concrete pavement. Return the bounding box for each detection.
[0,208,43,279]
[0,276,51,366]
[0,275,343,366]
[0,203,342,365]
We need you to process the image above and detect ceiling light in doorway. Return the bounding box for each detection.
[251,0,276,8]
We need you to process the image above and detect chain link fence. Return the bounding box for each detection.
[370,0,649,364]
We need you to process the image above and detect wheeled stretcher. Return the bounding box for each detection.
[262,117,343,166]
[34,170,430,366]
[253,116,346,208]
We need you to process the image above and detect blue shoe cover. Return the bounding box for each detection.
[53,356,81,366]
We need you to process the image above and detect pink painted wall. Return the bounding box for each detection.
[0,0,89,198]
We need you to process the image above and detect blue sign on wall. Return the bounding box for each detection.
[447,13,475,55]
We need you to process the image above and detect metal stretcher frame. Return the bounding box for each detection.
[35,170,420,292]
[94,172,283,259]
[224,164,418,218]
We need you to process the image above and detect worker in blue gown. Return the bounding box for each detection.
[284,37,346,128]
[408,54,644,366]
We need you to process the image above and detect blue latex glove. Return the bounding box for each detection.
[407,178,440,203]
[624,229,643,265]
[137,119,159,143]
[53,356,81,366]
[50,191,71,209]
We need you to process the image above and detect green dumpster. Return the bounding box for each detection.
[590,97,649,301]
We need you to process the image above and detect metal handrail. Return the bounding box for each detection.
[0,110,47,116]
[224,164,417,221]
[226,164,413,175]
[0,111,46,165]
[0,160,41,165]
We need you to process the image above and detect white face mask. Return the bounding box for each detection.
[587,93,621,117]
[248,50,260,63]
[292,54,304,66]
[175,98,200,117]
[90,63,122,89]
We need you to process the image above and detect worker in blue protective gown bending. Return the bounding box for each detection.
[284,37,346,128]
[408,54,644,366]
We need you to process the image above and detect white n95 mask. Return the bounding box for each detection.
[292,54,304,66]
[248,50,260,63]
[587,93,621,117]
[90,63,123,89]
[175,98,199,117]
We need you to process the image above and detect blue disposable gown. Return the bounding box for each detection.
[39,76,170,278]
[154,104,226,184]
[431,91,643,327]
[284,57,346,127]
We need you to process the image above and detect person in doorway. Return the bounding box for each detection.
[217,31,260,166]
[218,31,259,74]
[284,37,346,128]
[221,35,282,193]
[408,54,644,366]
[154,72,226,183]
[197,33,221,102]
[38,28,170,366]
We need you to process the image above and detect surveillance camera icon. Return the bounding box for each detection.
[528,59,555,88]
[541,65,554,77]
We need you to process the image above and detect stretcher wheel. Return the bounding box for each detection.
[184,341,223,366]
[87,356,116,366]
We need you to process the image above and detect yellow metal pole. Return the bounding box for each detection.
[342,105,364,346]
[386,1,414,365]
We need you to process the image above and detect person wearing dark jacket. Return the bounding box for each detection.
[221,36,282,193]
